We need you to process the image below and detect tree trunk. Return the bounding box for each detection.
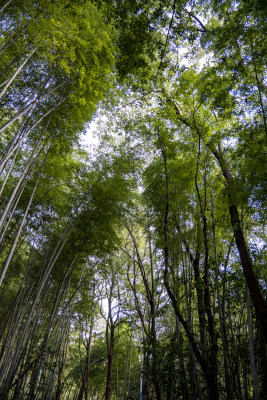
[125,223,162,400]
[0,47,37,100]
[77,317,94,400]
[0,0,13,14]
[211,143,267,339]
[0,146,19,197]
[161,141,219,400]
[168,95,267,339]
[105,327,114,400]
[0,174,39,287]
[246,283,259,400]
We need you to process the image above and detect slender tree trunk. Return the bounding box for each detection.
[102,277,120,400]
[0,175,39,287]
[175,318,189,399]
[0,146,19,197]
[168,95,267,339]
[127,339,133,399]
[0,98,38,136]
[0,47,37,100]
[0,177,27,252]
[190,231,206,351]
[0,4,49,56]
[0,277,49,397]
[54,310,71,400]
[0,218,78,396]
[160,137,219,400]
[0,73,54,138]
[0,106,36,175]
[77,317,94,400]
[0,0,13,14]
[0,114,51,238]
[212,200,233,400]
[125,224,162,400]
[105,326,115,400]
[123,338,130,400]
[211,143,267,339]
[195,143,218,400]
[116,311,119,400]
[0,56,19,79]
[249,40,267,138]
[0,147,40,239]
[0,93,64,171]
[140,326,144,400]
[246,283,259,400]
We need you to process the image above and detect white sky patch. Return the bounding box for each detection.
[81,120,100,148]
[222,136,238,149]
[100,297,109,314]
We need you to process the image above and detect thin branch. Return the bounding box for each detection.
[154,0,178,86]
[188,12,206,32]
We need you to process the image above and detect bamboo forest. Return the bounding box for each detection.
[0,0,266,399]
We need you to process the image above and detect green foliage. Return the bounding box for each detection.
[0,0,266,398]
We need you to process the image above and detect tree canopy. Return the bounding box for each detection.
[0,0,266,399]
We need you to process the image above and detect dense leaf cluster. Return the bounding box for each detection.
[0,0,266,399]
